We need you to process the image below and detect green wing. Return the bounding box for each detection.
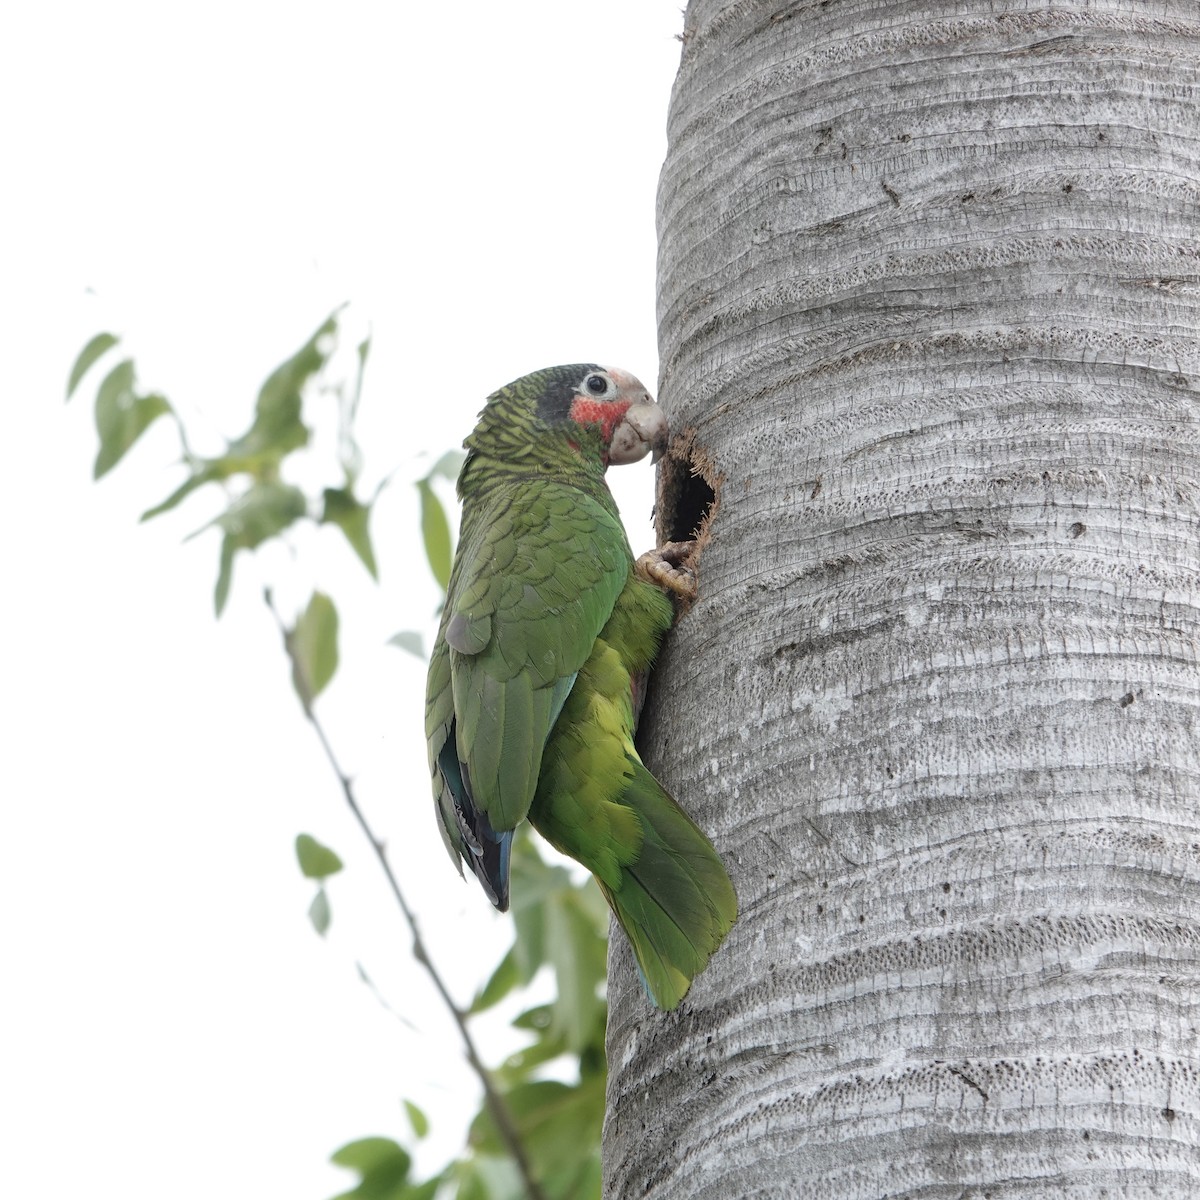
[427,478,630,839]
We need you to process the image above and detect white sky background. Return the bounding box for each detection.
[2,4,686,1196]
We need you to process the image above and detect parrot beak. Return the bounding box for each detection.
[609,400,669,465]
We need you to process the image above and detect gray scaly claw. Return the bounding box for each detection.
[634,540,699,609]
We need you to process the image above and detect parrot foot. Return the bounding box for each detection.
[635,541,698,609]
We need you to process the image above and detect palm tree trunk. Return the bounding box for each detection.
[605,2,1200,1196]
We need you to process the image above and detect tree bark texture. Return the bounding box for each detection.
[605,2,1200,1196]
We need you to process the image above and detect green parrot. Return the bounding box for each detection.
[425,364,736,1009]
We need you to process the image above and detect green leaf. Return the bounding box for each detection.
[545,892,607,1054]
[99,394,171,479]
[295,833,343,879]
[336,332,371,486]
[495,1031,569,1086]
[209,480,308,543]
[511,1004,553,1033]
[351,335,371,417]
[199,482,307,615]
[289,591,339,704]
[403,1183,440,1200]
[455,1170,487,1200]
[469,946,521,1014]
[403,1099,428,1140]
[322,487,378,579]
[509,833,574,903]
[166,311,342,519]
[547,1152,601,1200]
[493,992,601,1088]
[506,836,575,985]
[415,479,452,589]
[141,469,216,522]
[330,1137,419,1200]
[309,887,331,936]
[67,331,119,400]
[523,1079,604,1187]
[469,1078,604,1190]
[427,449,465,482]
[214,536,236,616]
[143,313,346,526]
[232,312,341,463]
[333,1138,408,1173]
[327,1138,440,1200]
[574,875,610,927]
[92,359,171,479]
[387,631,424,658]
[93,358,134,416]
[455,1157,522,1200]
[510,901,546,986]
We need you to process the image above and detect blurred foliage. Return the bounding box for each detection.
[296,831,344,937]
[69,313,606,1199]
[289,590,340,708]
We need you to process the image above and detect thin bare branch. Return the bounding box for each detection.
[265,589,547,1200]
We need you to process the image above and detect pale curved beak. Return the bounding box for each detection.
[609,400,669,465]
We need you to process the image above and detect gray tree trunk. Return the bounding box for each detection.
[605,2,1200,1196]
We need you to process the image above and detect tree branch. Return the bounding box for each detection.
[265,591,546,1200]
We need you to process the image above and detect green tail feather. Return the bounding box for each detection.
[601,761,736,1010]
[537,756,736,1011]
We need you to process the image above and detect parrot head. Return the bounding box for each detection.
[463,364,667,480]
[551,365,667,466]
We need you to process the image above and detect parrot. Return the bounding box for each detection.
[424,364,736,1010]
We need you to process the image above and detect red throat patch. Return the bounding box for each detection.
[568,396,632,444]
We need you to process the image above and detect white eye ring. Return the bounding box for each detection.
[583,372,612,397]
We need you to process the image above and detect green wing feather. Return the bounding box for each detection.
[427,478,630,838]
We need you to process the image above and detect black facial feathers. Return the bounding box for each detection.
[534,363,605,425]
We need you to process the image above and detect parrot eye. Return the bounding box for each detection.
[584,373,610,396]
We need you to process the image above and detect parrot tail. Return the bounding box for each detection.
[596,760,737,1011]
